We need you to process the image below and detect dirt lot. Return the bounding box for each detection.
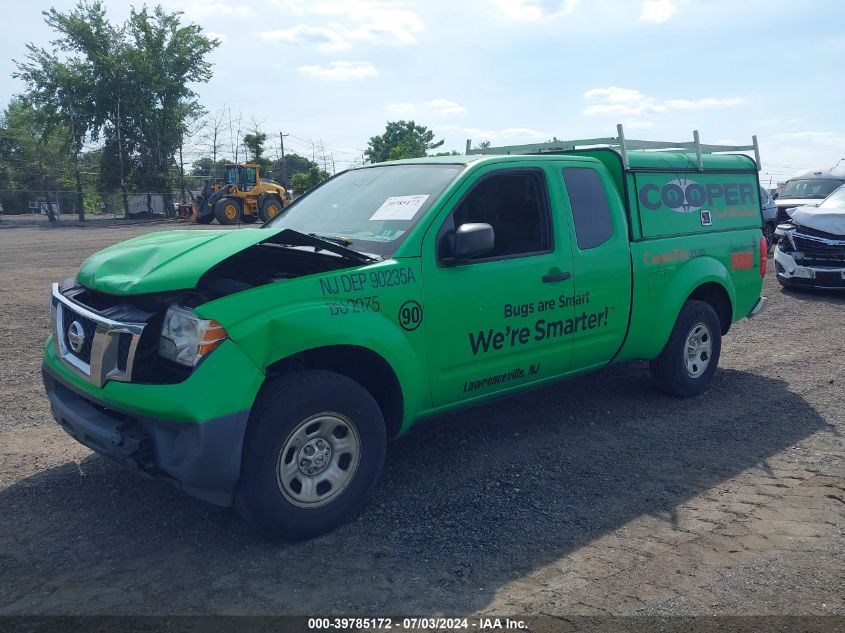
[0,223,842,616]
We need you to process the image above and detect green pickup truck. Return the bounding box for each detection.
[43,129,768,539]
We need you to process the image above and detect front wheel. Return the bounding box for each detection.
[236,370,386,540]
[214,197,241,224]
[649,300,722,397]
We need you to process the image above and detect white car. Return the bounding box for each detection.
[774,184,845,290]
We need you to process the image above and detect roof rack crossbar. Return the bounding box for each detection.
[465,124,760,170]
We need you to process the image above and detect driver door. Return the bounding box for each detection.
[421,164,575,408]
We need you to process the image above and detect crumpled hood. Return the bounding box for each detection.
[77,228,283,294]
[787,205,845,236]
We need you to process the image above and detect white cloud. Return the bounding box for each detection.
[297,61,378,80]
[640,0,676,23]
[266,1,424,50]
[584,87,648,104]
[500,127,548,139]
[259,25,351,52]
[426,99,467,115]
[491,0,579,22]
[583,86,747,116]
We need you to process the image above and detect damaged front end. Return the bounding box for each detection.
[53,230,370,388]
[774,211,845,290]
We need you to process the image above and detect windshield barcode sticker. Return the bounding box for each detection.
[370,195,430,221]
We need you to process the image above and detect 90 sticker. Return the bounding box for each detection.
[398,300,423,331]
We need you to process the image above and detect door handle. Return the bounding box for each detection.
[542,272,571,283]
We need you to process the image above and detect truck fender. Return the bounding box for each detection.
[224,301,427,430]
[639,256,736,360]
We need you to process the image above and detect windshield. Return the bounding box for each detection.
[819,185,845,210]
[265,164,464,256]
[779,178,844,199]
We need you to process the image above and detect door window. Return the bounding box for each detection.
[437,170,552,263]
[245,167,257,188]
[562,167,613,250]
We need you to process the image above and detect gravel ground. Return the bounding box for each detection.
[0,223,842,616]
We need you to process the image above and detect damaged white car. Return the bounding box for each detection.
[774,185,845,290]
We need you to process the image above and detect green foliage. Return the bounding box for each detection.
[0,96,76,215]
[242,131,273,175]
[290,166,329,195]
[270,152,321,186]
[365,120,444,164]
[14,0,219,205]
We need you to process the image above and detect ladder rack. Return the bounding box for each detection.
[465,123,761,172]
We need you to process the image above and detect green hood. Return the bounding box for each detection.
[77,228,281,295]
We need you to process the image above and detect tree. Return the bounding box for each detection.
[365,120,444,163]
[242,124,271,174]
[14,51,94,220]
[270,152,320,184]
[290,166,329,195]
[15,1,219,216]
[200,107,228,180]
[0,96,74,220]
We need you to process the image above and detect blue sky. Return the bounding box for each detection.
[2,0,843,183]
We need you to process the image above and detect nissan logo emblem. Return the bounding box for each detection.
[68,321,86,354]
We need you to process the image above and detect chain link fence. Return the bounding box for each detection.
[0,189,197,223]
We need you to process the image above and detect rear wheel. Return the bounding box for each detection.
[259,196,283,222]
[236,370,386,540]
[650,300,722,397]
[214,197,241,224]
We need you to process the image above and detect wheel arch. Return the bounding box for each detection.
[627,255,736,360]
[265,345,405,440]
[687,281,733,335]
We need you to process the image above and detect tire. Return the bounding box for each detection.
[214,197,241,225]
[259,196,283,222]
[649,300,722,397]
[195,211,214,224]
[236,370,386,540]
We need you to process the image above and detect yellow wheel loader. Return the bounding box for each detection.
[192,163,290,225]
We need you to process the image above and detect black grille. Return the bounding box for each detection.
[62,307,97,364]
[793,233,845,257]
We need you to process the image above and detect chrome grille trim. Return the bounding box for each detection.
[50,283,147,387]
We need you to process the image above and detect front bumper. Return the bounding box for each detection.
[774,247,845,290]
[43,364,249,506]
[42,335,265,506]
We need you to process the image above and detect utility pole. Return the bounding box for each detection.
[279,131,289,186]
[331,154,336,175]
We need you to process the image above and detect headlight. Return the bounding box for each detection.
[159,305,227,367]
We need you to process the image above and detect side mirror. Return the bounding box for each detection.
[453,222,494,260]
[772,192,779,199]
